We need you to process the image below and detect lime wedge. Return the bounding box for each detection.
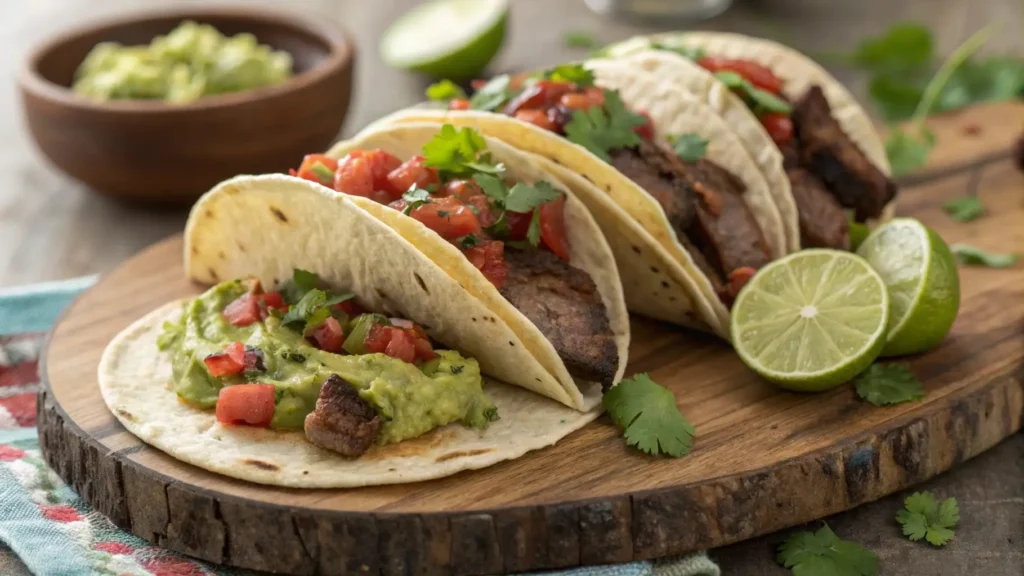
[381,0,508,79]
[731,250,890,392]
[856,218,960,357]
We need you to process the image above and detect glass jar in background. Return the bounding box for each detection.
[584,0,733,22]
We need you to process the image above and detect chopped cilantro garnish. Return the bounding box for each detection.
[472,173,508,203]
[450,365,465,374]
[714,71,792,115]
[401,186,432,214]
[281,288,353,329]
[885,126,935,176]
[456,234,479,249]
[602,373,694,458]
[279,268,321,304]
[650,42,705,61]
[422,124,504,178]
[776,523,878,576]
[469,75,512,111]
[504,181,561,213]
[564,89,646,161]
[668,133,708,162]
[526,209,543,247]
[436,210,450,218]
[949,243,1019,268]
[484,211,510,239]
[544,63,596,87]
[425,79,466,102]
[474,173,561,235]
[896,492,959,546]
[942,195,984,222]
[854,364,925,406]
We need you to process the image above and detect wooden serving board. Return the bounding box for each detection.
[38,103,1024,576]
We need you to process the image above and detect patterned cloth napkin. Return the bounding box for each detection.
[0,277,721,576]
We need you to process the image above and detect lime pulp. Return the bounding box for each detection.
[730,249,890,392]
[380,0,509,79]
[856,218,960,357]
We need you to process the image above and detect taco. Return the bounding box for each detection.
[360,64,792,338]
[601,32,898,250]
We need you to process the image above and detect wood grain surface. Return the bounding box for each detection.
[36,101,1024,575]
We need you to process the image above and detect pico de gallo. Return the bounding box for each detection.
[290,125,571,289]
[158,268,496,444]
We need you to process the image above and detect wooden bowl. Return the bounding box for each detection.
[18,7,355,204]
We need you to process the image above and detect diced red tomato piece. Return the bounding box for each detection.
[465,240,508,288]
[386,156,440,196]
[471,79,488,90]
[503,81,575,115]
[560,90,604,111]
[539,195,570,260]
[291,154,338,185]
[260,291,287,312]
[514,109,557,132]
[449,98,471,110]
[696,57,784,95]
[215,384,276,427]
[346,149,403,193]
[364,323,391,354]
[223,293,261,326]
[333,155,375,197]
[505,210,533,240]
[310,317,344,353]
[409,196,481,240]
[759,113,794,147]
[719,266,759,307]
[633,110,655,141]
[411,333,437,361]
[583,86,606,107]
[383,328,416,363]
[204,342,246,377]
[335,299,365,317]
[439,180,497,227]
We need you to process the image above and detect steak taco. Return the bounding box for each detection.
[601,32,898,250]
[360,64,794,338]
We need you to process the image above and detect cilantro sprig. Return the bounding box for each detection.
[278,269,353,332]
[776,523,878,576]
[714,71,792,115]
[425,79,466,102]
[473,173,562,247]
[942,196,984,222]
[668,133,708,162]
[854,364,925,406]
[950,243,1019,268]
[564,89,647,161]
[602,373,695,458]
[543,63,596,87]
[421,124,505,178]
[469,75,513,111]
[896,492,959,546]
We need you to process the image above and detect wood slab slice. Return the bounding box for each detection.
[38,154,1024,575]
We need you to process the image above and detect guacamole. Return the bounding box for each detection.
[157,279,497,445]
[73,21,293,103]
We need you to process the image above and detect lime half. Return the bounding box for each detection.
[856,218,960,357]
[731,249,890,392]
[381,0,508,79]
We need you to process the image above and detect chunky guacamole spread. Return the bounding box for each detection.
[73,21,293,103]
[157,278,497,445]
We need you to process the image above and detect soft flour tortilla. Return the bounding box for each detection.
[604,33,897,227]
[358,110,731,338]
[586,58,788,259]
[325,123,631,401]
[99,303,600,488]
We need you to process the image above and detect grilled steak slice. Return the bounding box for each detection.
[500,248,618,390]
[304,374,381,457]
[608,141,696,234]
[1015,132,1024,171]
[787,168,849,250]
[792,86,897,222]
[682,158,773,278]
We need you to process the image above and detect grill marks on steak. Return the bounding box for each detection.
[792,86,897,222]
[787,168,849,250]
[304,374,380,457]
[607,141,771,290]
[499,248,618,390]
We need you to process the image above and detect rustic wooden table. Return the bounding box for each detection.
[1,0,1021,574]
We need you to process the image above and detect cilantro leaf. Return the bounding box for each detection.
[564,31,598,50]
[485,211,510,239]
[776,523,878,576]
[650,42,705,61]
[401,186,432,214]
[504,181,561,213]
[855,364,925,406]
[896,491,959,546]
[564,89,646,162]
[422,124,501,178]
[714,71,792,114]
[469,75,512,111]
[425,79,466,102]
[279,268,322,304]
[885,126,934,176]
[456,234,479,250]
[849,23,934,74]
[545,63,596,87]
[668,133,708,162]
[281,288,353,329]
[942,196,984,222]
[950,243,1019,268]
[526,209,543,247]
[472,173,509,203]
[602,373,695,458]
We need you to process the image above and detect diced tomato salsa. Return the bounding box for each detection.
[216,383,276,427]
[695,57,793,147]
[289,147,572,289]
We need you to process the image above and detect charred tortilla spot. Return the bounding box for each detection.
[471,317,477,322]
[388,467,397,472]
[270,206,289,223]
[238,244,246,254]
[204,209,215,218]
[669,296,676,302]
[208,268,219,282]
[376,288,388,300]
[661,281,670,289]
[244,459,280,471]
[632,245,641,254]
[218,251,226,260]
[651,266,660,273]
[303,471,309,475]
[115,408,136,422]
[583,174,594,184]
[190,246,199,256]
[435,448,493,463]
[509,341,515,347]
[414,273,429,294]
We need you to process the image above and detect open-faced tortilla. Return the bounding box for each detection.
[100,302,601,488]
[603,34,897,230]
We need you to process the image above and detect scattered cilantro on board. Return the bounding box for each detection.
[776,523,878,576]
[602,373,695,458]
[854,364,925,406]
